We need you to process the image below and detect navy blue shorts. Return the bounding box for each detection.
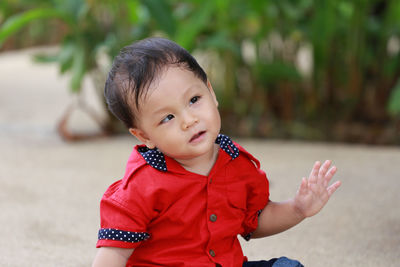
[243,257,304,267]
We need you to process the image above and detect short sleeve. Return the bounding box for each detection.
[241,165,270,240]
[96,178,156,249]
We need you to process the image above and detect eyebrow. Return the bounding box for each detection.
[151,106,170,118]
[150,84,201,116]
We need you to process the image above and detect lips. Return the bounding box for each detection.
[189,131,206,143]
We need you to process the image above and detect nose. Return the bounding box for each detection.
[181,111,198,130]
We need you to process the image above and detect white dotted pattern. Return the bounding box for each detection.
[98,228,150,243]
[98,135,241,244]
[138,147,167,171]
[215,134,239,160]
[138,134,240,172]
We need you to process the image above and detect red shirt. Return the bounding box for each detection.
[97,135,269,266]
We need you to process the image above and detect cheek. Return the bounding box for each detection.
[214,110,221,129]
[210,100,221,119]
[154,124,180,143]
[206,105,221,129]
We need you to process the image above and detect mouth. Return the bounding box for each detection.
[189,130,206,143]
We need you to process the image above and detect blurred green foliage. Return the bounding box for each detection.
[1,0,399,143]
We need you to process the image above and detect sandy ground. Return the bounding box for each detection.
[1,48,399,267]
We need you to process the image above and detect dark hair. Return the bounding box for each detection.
[104,37,208,128]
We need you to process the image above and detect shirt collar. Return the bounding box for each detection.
[137,134,239,172]
[215,134,239,160]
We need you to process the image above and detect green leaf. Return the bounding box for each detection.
[310,0,337,68]
[254,61,301,86]
[52,0,86,20]
[58,41,76,74]
[127,0,140,23]
[32,41,75,73]
[388,79,400,116]
[0,8,69,47]
[70,43,86,92]
[33,53,59,63]
[200,32,241,56]
[175,0,215,51]
[140,0,176,36]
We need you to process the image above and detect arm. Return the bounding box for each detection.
[252,160,341,238]
[92,247,134,267]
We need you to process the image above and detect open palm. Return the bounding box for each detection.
[294,160,341,218]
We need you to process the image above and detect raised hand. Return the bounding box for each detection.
[293,160,341,219]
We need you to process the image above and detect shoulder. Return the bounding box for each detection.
[102,164,155,198]
[104,166,168,207]
[100,163,168,219]
[233,141,261,170]
[101,146,165,204]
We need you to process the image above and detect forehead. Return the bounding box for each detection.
[139,66,204,108]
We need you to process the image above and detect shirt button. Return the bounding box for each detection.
[209,249,216,257]
[210,214,217,222]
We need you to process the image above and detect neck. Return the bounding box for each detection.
[176,144,219,176]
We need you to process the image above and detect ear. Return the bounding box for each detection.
[129,128,156,149]
[207,80,218,107]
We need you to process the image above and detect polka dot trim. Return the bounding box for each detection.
[138,147,167,172]
[137,134,239,171]
[98,228,150,243]
[215,134,239,160]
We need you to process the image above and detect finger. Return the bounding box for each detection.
[327,180,342,196]
[323,166,337,187]
[318,160,331,183]
[309,161,321,183]
[298,177,308,195]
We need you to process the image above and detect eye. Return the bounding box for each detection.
[160,114,174,124]
[190,96,201,104]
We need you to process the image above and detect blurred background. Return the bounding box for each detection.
[1,1,400,267]
[1,0,400,144]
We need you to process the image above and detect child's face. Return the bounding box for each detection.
[129,66,221,162]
